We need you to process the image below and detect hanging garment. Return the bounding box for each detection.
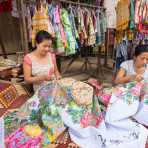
[32,5,55,47]
[48,4,66,53]
[77,7,87,45]
[104,0,117,28]
[60,8,77,55]
[96,10,101,45]
[142,1,147,24]
[115,31,124,44]
[11,0,19,18]
[53,5,67,47]
[116,42,128,60]
[127,30,134,40]
[94,10,106,45]
[99,12,107,44]
[144,4,148,24]
[69,6,79,40]
[135,0,148,33]
[0,0,12,13]
[129,0,135,29]
[68,7,78,49]
[116,0,130,30]
[134,0,141,24]
[138,0,148,33]
[115,42,128,71]
[84,9,96,46]
[95,0,101,6]
[91,10,97,33]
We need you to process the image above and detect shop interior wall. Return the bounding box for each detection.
[0,12,21,55]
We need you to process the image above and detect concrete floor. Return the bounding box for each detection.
[0,55,114,84]
[61,57,114,84]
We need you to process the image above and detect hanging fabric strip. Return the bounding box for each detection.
[32,4,55,47]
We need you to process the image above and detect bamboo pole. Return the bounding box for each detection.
[25,0,104,9]
[59,0,104,9]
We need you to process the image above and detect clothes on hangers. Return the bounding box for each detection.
[115,41,128,71]
[77,7,87,45]
[99,11,107,44]
[91,10,97,33]
[60,8,77,55]
[48,4,66,53]
[96,10,101,45]
[29,1,106,54]
[32,4,55,47]
[84,9,96,46]
[68,6,79,40]
[116,0,130,31]
[129,0,135,29]
[11,0,19,18]
[135,0,148,33]
[104,0,117,28]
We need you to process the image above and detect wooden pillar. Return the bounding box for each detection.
[17,0,28,53]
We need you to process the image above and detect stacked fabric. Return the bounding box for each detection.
[4,79,148,148]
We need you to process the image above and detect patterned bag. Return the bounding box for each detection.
[0,81,30,109]
[0,82,18,108]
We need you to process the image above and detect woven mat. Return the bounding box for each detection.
[0,80,30,117]
[0,94,29,117]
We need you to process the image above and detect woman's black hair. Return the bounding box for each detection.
[35,30,54,44]
[134,44,148,57]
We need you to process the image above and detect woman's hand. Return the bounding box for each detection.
[55,74,62,80]
[129,74,143,82]
[128,74,143,82]
[137,67,145,75]
[135,74,143,82]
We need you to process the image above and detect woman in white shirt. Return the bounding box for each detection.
[114,44,148,85]
[114,44,148,126]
